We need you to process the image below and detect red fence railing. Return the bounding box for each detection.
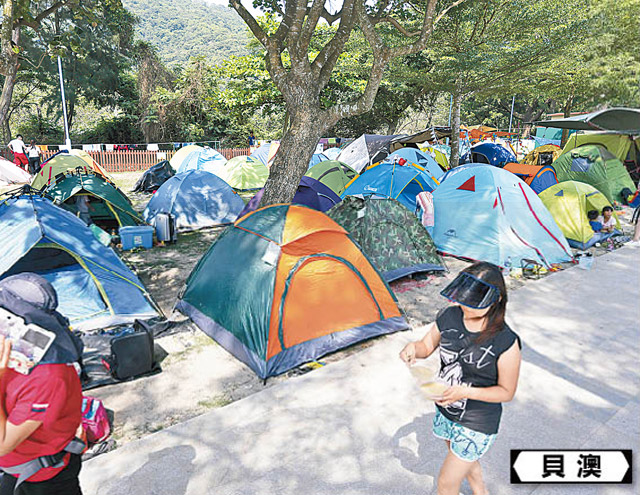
[29,148,252,173]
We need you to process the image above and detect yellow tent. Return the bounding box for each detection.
[539,181,619,249]
[522,144,562,167]
[421,145,450,170]
[68,149,110,179]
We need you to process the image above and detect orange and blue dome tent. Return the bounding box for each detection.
[503,163,558,194]
[176,204,408,379]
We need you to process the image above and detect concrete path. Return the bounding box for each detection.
[81,248,639,495]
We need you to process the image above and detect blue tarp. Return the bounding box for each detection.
[0,195,157,330]
[341,162,437,213]
[144,170,244,232]
[432,165,573,268]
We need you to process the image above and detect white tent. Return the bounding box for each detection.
[0,157,30,186]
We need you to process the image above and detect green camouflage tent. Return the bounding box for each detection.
[552,145,635,203]
[45,172,143,230]
[305,160,357,196]
[328,196,445,282]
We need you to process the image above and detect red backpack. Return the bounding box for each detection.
[81,396,111,445]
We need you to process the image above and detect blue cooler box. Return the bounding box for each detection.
[119,226,154,250]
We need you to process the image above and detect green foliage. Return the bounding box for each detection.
[123,0,249,65]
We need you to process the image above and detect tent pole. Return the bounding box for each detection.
[57,56,72,150]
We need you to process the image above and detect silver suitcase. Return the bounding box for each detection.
[154,213,177,243]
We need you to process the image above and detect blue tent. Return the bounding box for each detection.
[432,165,573,268]
[144,170,244,232]
[0,194,157,331]
[341,162,437,213]
[440,162,487,183]
[385,148,445,183]
[468,142,516,167]
[174,147,227,174]
[308,153,329,170]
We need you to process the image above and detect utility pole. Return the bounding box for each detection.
[508,95,515,133]
[57,56,71,150]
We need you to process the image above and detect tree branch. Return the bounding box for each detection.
[298,0,326,56]
[434,0,468,26]
[311,0,355,79]
[378,16,421,37]
[17,1,66,29]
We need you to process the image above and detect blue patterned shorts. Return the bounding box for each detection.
[432,409,496,462]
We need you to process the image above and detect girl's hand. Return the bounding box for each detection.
[0,336,12,375]
[399,343,417,366]
[436,385,470,406]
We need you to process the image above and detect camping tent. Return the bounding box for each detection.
[176,204,408,379]
[562,133,640,182]
[239,176,340,218]
[539,181,620,249]
[170,145,227,174]
[32,153,108,190]
[0,157,30,186]
[249,142,280,167]
[503,163,558,194]
[341,161,437,213]
[421,145,450,170]
[468,142,516,167]
[132,161,175,193]
[0,193,157,331]
[144,170,244,232]
[323,147,342,160]
[385,148,445,183]
[432,165,573,268]
[337,134,424,173]
[68,149,110,178]
[304,160,357,196]
[328,196,445,282]
[214,156,269,191]
[522,144,562,167]
[45,172,143,230]
[551,145,636,203]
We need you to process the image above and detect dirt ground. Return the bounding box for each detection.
[2,172,638,448]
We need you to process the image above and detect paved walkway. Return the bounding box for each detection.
[81,248,639,495]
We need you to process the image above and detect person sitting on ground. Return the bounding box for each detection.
[0,273,84,495]
[587,210,602,233]
[597,206,616,234]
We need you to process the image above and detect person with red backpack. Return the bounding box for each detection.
[0,273,85,495]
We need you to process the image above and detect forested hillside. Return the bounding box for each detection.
[124,0,249,65]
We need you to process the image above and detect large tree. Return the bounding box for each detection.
[228,0,466,205]
[0,0,73,140]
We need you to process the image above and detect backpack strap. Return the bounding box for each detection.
[1,437,85,491]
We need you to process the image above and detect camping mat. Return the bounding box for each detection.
[80,319,183,390]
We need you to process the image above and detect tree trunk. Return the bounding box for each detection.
[0,64,17,143]
[449,86,463,168]
[0,26,20,143]
[260,106,324,207]
[560,94,574,149]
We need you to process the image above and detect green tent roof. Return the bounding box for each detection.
[215,156,269,191]
[537,108,640,133]
[46,173,142,227]
[305,160,357,196]
[552,145,635,203]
